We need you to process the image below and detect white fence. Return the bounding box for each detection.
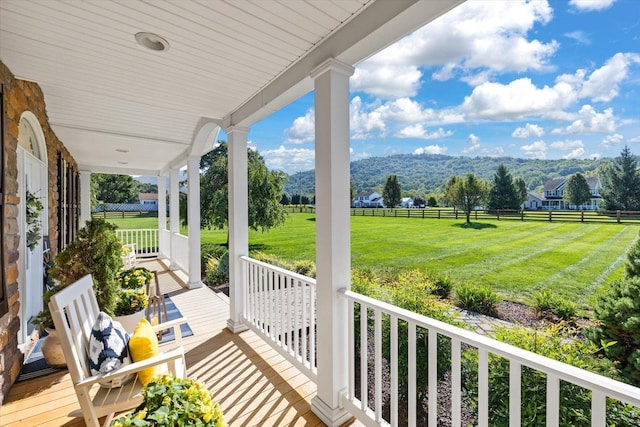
[240,256,317,382]
[159,228,170,258]
[339,289,640,427]
[171,233,189,273]
[115,229,159,257]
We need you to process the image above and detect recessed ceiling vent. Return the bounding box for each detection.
[135,32,170,52]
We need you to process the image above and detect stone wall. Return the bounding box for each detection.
[0,60,77,403]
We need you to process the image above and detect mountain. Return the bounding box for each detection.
[284,154,609,196]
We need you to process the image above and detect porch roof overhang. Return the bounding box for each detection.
[0,0,464,176]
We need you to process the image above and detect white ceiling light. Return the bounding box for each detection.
[135,32,170,52]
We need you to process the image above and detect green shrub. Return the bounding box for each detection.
[431,274,453,298]
[204,255,225,285]
[587,276,640,386]
[455,284,500,315]
[462,324,640,426]
[201,243,227,273]
[532,290,577,320]
[291,259,316,278]
[216,250,230,283]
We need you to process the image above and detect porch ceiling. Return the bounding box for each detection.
[0,0,463,176]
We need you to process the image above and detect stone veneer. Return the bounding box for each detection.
[0,60,77,403]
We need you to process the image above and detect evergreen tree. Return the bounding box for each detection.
[600,146,640,210]
[487,164,520,210]
[383,174,402,208]
[563,173,592,208]
[515,178,529,207]
[427,196,438,207]
[443,174,489,224]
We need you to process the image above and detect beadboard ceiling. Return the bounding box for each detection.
[0,0,463,175]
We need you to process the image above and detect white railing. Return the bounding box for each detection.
[115,229,159,257]
[171,233,189,272]
[339,289,640,427]
[240,256,317,382]
[159,228,170,257]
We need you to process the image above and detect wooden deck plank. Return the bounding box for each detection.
[0,260,326,426]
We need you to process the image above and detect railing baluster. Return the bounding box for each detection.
[267,269,272,339]
[280,273,286,348]
[409,322,416,427]
[478,348,489,427]
[391,315,398,427]
[302,280,307,367]
[310,282,316,373]
[348,298,355,400]
[374,309,382,423]
[428,329,437,426]
[510,360,521,427]
[294,279,300,360]
[591,390,606,427]
[451,338,461,426]
[287,276,292,354]
[360,303,368,412]
[547,374,560,427]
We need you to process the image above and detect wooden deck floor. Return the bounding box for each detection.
[0,260,329,427]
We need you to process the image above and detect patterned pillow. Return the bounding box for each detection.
[88,312,132,388]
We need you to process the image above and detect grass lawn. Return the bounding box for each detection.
[108,213,639,314]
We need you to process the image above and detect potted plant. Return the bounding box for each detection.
[35,218,124,367]
[113,287,149,333]
[25,190,44,250]
[111,374,226,427]
[116,266,153,289]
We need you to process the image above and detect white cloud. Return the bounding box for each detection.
[569,0,617,12]
[262,145,315,174]
[577,53,640,102]
[462,78,575,120]
[462,134,481,154]
[628,136,640,143]
[351,65,422,98]
[521,141,547,158]
[413,145,448,155]
[552,105,618,134]
[481,146,506,157]
[564,30,591,45]
[351,97,387,140]
[284,109,315,144]
[563,147,586,159]
[602,133,624,146]
[352,0,557,97]
[550,140,584,150]
[512,123,545,138]
[350,148,372,161]
[396,126,454,140]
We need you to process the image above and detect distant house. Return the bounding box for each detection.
[353,191,384,208]
[523,177,601,210]
[139,192,158,206]
[400,197,414,208]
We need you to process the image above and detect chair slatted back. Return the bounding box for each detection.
[49,275,101,384]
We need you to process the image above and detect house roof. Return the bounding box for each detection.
[543,178,566,191]
[139,193,158,201]
[0,0,463,176]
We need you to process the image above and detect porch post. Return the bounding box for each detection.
[169,167,180,270]
[226,125,249,334]
[157,174,167,258]
[310,58,354,426]
[79,170,91,226]
[186,156,202,289]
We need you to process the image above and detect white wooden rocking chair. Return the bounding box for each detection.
[49,274,187,427]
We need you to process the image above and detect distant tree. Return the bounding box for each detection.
[600,146,640,211]
[515,178,529,207]
[92,173,138,203]
[487,164,521,210]
[383,174,402,208]
[200,142,288,234]
[413,195,426,207]
[137,182,158,193]
[443,174,489,224]
[280,193,291,205]
[350,181,355,206]
[427,196,438,207]
[563,173,592,208]
[300,195,310,205]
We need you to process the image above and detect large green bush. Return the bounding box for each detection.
[463,324,640,426]
[455,283,500,315]
[588,231,640,386]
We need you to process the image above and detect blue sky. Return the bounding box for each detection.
[239,0,640,174]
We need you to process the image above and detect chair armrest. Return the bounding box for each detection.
[153,316,187,347]
[76,348,185,389]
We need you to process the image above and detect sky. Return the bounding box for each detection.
[238,0,640,174]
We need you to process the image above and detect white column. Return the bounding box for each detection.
[310,58,354,426]
[169,167,180,270]
[157,175,167,258]
[79,170,91,226]
[226,126,250,333]
[186,156,203,289]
